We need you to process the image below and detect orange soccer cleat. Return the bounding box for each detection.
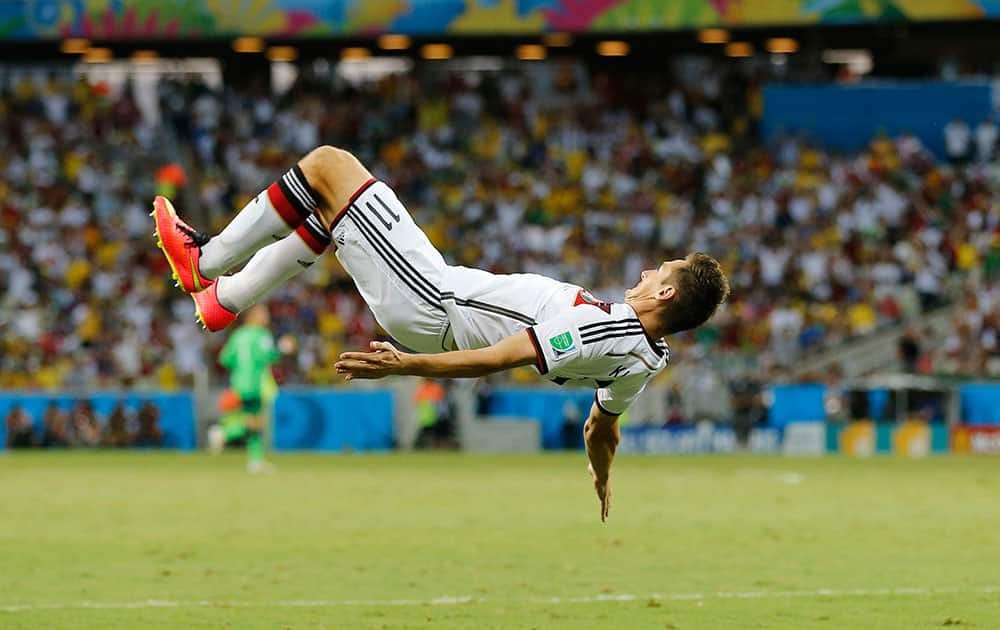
[191,283,237,332]
[152,195,213,293]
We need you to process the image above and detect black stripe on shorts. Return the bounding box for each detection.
[347,210,443,311]
[349,206,441,302]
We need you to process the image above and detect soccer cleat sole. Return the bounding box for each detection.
[191,294,209,331]
[152,200,184,292]
[152,196,205,294]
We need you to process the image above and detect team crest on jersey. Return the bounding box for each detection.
[549,331,577,359]
[574,290,612,314]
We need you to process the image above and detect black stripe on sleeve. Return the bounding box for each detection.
[581,330,644,346]
[579,318,640,332]
[526,327,548,375]
[580,323,645,340]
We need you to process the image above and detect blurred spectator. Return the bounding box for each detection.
[414,379,453,449]
[133,401,163,447]
[41,403,70,448]
[974,116,998,163]
[560,399,583,450]
[664,384,687,426]
[898,328,921,374]
[823,364,849,424]
[102,402,132,448]
[5,404,34,448]
[944,117,971,164]
[730,375,765,446]
[69,400,101,447]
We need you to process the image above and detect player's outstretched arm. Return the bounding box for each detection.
[584,403,620,523]
[335,332,538,380]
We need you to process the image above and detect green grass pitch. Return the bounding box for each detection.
[2,452,1000,628]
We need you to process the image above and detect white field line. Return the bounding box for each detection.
[2,586,999,613]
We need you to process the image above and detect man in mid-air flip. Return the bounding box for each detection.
[153,145,729,521]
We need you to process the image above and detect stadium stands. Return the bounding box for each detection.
[1,62,998,394]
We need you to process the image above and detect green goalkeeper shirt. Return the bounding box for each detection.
[220,324,281,399]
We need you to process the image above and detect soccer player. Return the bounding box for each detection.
[215,304,291,474]
[153,146,729,520]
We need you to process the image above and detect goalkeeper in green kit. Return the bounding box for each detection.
[210,304,295,473]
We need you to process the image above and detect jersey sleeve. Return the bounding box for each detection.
[526,308,603,375]
[595,372,651,416]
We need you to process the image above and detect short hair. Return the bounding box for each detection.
[662,253,730,335]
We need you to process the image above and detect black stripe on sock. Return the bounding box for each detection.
[349,206,441,302]
[277,174,314,221]
[303,213,332,246]
[291,164,322,209]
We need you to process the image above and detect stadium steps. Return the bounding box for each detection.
[787,302,959,379]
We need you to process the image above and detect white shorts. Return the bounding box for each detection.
[329,179,451,353]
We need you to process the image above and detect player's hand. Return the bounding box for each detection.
[335,341,405,380]
[588,463,612,523]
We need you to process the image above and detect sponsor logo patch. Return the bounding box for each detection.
[549,331,577,359]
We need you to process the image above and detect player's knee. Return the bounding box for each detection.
[299,145,371,212]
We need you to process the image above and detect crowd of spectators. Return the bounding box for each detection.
[2,59,999,393]
[4,399,163,449]
[0,72,204,390]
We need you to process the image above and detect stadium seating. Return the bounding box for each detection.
[1,65,998,394]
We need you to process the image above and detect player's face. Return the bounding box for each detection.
[625,259,687,301]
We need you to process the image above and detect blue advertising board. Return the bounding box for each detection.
[272,389,394,451]
[0,391,196,450]
[959,384,1000,424]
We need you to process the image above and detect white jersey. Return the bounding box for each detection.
[331,180,669,415]
[441,266,670,415]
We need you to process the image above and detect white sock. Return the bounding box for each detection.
[200,165,321,278]
[215,214,330,313]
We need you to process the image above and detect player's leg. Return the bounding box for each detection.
[241,397,271,474]
[297,147,452,353]
[192,212,331,331]
[185,145,447,350]
[208,412,248,454]
[182,145,372,331]
[153,160,326,293]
